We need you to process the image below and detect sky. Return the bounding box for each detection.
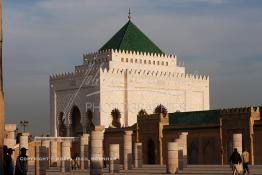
[3,0,262,135]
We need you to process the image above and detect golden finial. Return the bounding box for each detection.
[128,8,131,20]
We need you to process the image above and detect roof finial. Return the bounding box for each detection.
[128,8,131,20]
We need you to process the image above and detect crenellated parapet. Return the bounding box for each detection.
[49,70,85,80]
[100,67,209,81]
[83,49,177,67]
[220,106,260,115]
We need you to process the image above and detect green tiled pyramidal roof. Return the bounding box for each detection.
[99,20,164,54]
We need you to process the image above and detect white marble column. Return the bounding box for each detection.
[50,141,58,167]
[123,130,133,170]
[109,144,120,173]
[90,126,105,175]
[35,146,47,175]
[233,133,242,154]
[166,142,178,174]
[134,142,142,168]
[61,140,71,172]
[80,133,89,170]
[19,132,29,150]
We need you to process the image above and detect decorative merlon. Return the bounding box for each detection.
[100,67,209,81]
[83,49,176,61]
[220,106,260,114]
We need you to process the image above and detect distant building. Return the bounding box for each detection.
[50,17,209,137]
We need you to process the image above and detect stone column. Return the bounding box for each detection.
[61,140,71,173]
[50,141,58,167]
[80,133,89,170]
[166,142,178,174]
[4,124,16,148]
[233,133,242,154]
[109,144,120,173]
[90,126,105,175]
[35,146,48,175]
[179,132,188,168]
[134,142,142,168]
[176,138,184,171]
[41,140,50,168]
[19,132,29,150]
[123,130,133,170]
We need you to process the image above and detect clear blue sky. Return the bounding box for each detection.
[3,0,262,135]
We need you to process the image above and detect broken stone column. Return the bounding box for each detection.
[19,132,29,150]
[178,132,188,168]
[90,126,105,175]
[61,140,71,173]
[233,133,242,154]
[166,142,178,174]
[176,138,184,171]
[42,140,50,168]
[4,124,17,148]
[35,146,48,175]
[109,144,120,173]
[124,130,133,170]
[134,142,142,168]
[50,140,58,167]
[80,133,89,170]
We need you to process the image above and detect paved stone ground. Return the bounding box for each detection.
[27,164,262,175]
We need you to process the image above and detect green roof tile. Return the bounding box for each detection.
[169,110,220,125]
[99,20,164,54]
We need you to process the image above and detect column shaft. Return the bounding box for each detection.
[80,133,89,170]
[19,132,29,150]
[233,133,242,154]
[35,146,47,175]
[90,126,104,175]
[166,142,178,174]
[134,142,142,168]
[61,140,71,172]
[50,141,58,167]
[109,144,120,173]
[123,130,133,170]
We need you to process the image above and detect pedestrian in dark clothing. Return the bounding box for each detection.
[15,147,28,175]
[3,145,8,175]
[230,148,242,175]
[6,148,15,175]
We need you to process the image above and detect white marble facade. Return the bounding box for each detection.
[50,50,209,137]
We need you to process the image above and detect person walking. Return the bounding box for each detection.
[3,145,8,175]
[230,148,242,175]
[6,148,15,175]
[15,147,28,175]
[242,148,250,174]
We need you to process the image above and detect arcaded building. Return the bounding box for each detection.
[49,18,209,137]
[123,106,262,165]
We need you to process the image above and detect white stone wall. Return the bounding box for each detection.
[50,50,209,135]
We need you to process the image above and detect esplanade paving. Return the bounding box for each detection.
[26,165,262,175]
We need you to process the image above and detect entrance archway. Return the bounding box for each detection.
[71,106,82,137]
[147,139,156,164]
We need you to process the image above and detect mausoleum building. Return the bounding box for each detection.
[50,18,209,137]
